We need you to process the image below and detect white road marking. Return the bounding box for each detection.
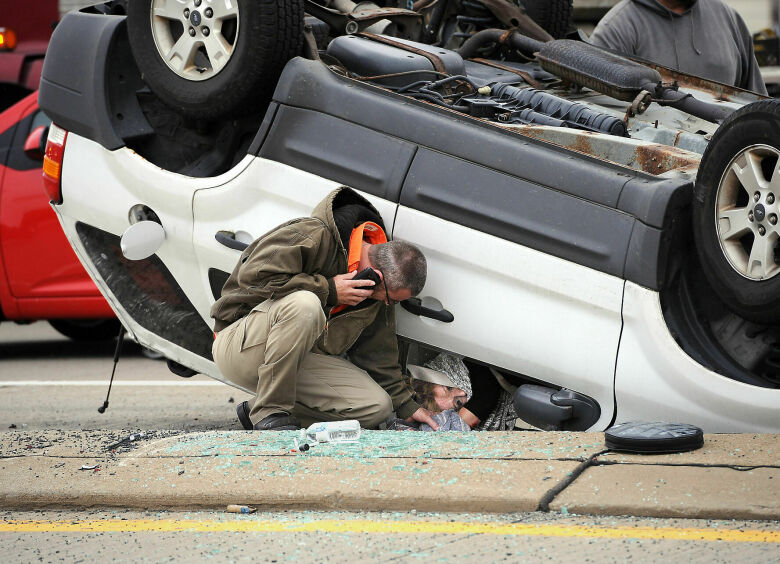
[0,380,223,387]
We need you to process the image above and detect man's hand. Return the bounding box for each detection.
[406,407,440,430]
[333,270,376,306]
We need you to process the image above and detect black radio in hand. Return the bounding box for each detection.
[353,267,381,287]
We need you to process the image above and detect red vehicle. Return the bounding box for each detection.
[0,1,117,340]
[0,90,117,340]
[0,0,57,107]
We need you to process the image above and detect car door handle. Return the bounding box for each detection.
[400,297,454,323]
[215,231,249,252]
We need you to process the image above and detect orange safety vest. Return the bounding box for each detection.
[331,221,387,315]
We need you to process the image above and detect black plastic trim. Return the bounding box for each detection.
[401,148,635,278]
[248,102,280,156]
[618,176,693,230]
[208,268,231,301]
[272,58,634,209]
[513,384,601,431]
[400,297,454,323]
[624,222,666,290]
[259,105,417,202]
[215,231,250,252]
[38,12,151,150]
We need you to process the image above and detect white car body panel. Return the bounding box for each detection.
[192,158,400,324]
[616,282,780,432]
[393,207,624,429]
[58,134,253,320]
[52,137,780,433]
[54,135,249,379]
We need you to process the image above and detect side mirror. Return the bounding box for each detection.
[24,125,48,161]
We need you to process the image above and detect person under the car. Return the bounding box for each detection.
[210,187,439,431]
[589,0,767,95]
[402,353,520,432]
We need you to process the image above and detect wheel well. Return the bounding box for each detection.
[660,235,780,389]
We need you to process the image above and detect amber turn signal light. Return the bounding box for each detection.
[0,28,17,51]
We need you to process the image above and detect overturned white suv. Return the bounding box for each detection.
[38,0,780,431]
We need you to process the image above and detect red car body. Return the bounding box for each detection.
[0,0,58,104]
[0,1,115,339]
[0,91,114,331]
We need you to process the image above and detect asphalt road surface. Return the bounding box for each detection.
[1,322,778,562]
[0,321,250,431]
[2,509,778,563]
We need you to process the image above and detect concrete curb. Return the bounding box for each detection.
[1,430,778,518]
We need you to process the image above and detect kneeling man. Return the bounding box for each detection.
[211,187,438,431]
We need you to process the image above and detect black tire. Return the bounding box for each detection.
[49,319,122,342]
[127,0,304,119]
[522,0,573,39]
[692,100,780,323]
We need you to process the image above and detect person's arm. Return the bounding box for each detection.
[236,219,338,307]
[459,359,502,427]
[733,12,768,95]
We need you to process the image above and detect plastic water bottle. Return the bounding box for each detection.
[302,420,361,443]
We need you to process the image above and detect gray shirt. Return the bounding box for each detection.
[589,0,767,95]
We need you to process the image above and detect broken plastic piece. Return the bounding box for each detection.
[79,464,99,471]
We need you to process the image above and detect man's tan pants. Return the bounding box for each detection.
[212,291,393,428]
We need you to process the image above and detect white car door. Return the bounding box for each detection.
[191,158,399,384]
[392,149,626,429]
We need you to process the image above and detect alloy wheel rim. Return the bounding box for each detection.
[715,144,780,281]
[149,0,240,81]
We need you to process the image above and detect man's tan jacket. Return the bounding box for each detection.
[210,188,420,419]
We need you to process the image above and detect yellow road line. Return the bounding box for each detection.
[0,520,778,542]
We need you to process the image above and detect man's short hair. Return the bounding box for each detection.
[369,240,427,296]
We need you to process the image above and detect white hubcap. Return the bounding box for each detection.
[716,144,780,280]
[150,0,239,81]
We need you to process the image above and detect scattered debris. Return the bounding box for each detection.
[228,397,235,403]
[303,420,361,443]
[79,464,99,471]
[293,438,313,453]
[226,505,256,514]
[105,431,147,451]
[8,424,16,429]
